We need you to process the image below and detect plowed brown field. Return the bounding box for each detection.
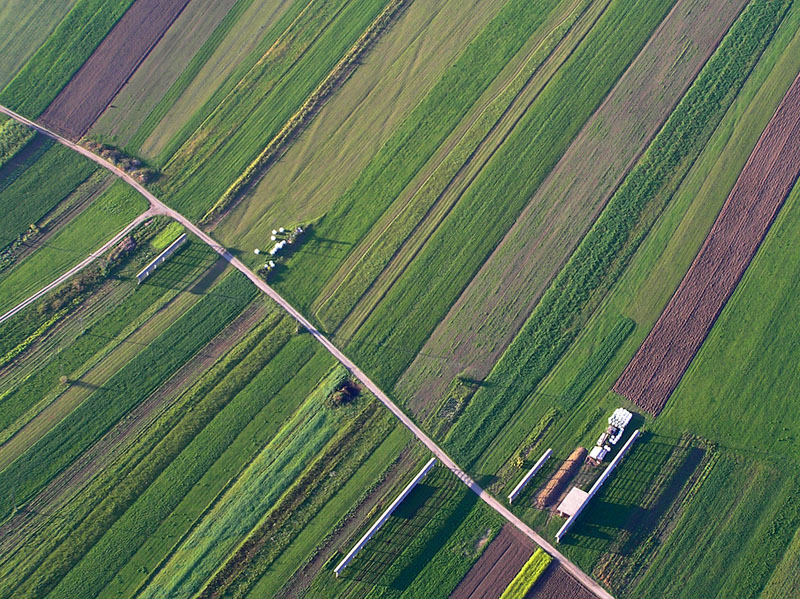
[526,564,595,599]
[614,70,800,415]
[40,0,191,139]
[450,524,535,599]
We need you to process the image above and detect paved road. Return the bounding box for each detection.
[0,104,614,599]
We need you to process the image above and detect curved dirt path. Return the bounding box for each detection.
[0,104,613,599]
[0,208,154,324]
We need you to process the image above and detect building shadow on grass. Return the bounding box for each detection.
[339,467,475,592]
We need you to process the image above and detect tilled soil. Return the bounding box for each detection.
[450,524,535,599]
[614,70,800,415]
[40,0,191,139]
[526,565,595,599]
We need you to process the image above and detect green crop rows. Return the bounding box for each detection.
[499,549,552,599]
[0,144,96,244]
[445,0,788,469]
[314,0,591,331]
[280,0,562,310]
[0,271,256,520]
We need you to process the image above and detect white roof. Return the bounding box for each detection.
[557,487,589,517]
[589,446,608,460]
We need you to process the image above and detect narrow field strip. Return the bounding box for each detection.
[0,0,136,118]
[0,144,96,245]
[40,0,192,139]
[0,309,291,598]
[614,69,800,415]
[134,365,348,599]
[39,330,313,599]
[160,0,393,219]
[395,0,749,414]
[0,272,256,521]
[200,0,410,225]
[89,0,240,145]
[313,0,596,332]
[0,0,77,90]
[134,0,309,159]
[278,0,563,310]
[442,0,789,469]
[0,302,266,564]
[347,0,675,389]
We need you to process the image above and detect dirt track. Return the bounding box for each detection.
[450,524,535,599]
[614,70,800,415]
[0,103,616,599]
[40,0,191,139]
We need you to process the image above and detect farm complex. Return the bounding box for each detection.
[1,0,800,598]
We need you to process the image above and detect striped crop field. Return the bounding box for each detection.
[2,0,800,597]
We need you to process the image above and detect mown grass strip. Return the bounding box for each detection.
[314,0,591,330]
[0,0,136,117]
[0,309,286,598]
[0,144,96,245]
[348,0,673,387]
[499,549,552,599]
[0,271,256,521]
[136,364,346,599]
[200,0,409,225]
[278,0,562,310]
[446,0,789,469]
[40,322,310,599]
[159,0,387,217]
[199,399,393,598]
[138,0,314,162]
[125,0,264,153]
[562,317,635,403]
[0,279,169,437]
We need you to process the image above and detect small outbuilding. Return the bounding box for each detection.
[557,487,589,517]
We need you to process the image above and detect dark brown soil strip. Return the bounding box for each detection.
[450,523,535,599]
[614,70,800,415]
[40,0,191,139]
[526,564,595,599]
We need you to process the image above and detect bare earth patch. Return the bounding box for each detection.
[526,564,595,599]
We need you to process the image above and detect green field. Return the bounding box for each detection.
[132,0,304,158]
[88,0,241,146]
[2,0,800,597]
[0,0,135,117]
[0,144,97,245]
[0,0,77,89]
[444,0,788,471]
[0,180,147,313]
